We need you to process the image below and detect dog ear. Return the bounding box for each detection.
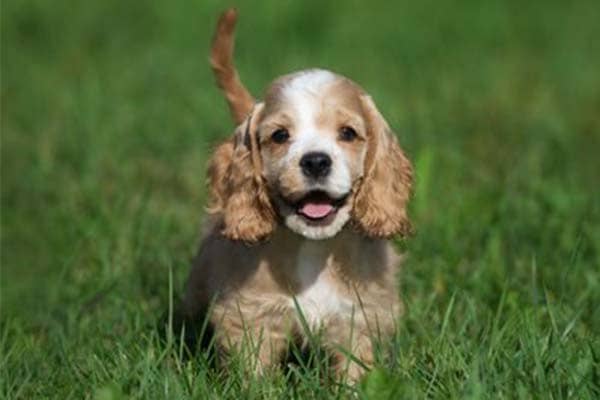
[352,95,413,238]
[206,103,276,242]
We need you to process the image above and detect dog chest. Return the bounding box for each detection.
[292,241,353,324]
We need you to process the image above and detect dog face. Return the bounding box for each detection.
[258,70,367,239]
[208,69,412,242]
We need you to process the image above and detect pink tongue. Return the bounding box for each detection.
[299,202,334,219]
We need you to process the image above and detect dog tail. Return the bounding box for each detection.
[210,8,255,125]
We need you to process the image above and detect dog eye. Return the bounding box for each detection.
[339,126,358,142]
[271,128,290,144]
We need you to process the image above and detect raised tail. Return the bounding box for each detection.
[210,8,255,125]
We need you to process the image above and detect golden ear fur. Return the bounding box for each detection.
[206,104,276,242]
[352,96,413,238]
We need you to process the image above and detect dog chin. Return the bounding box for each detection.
[283,206,351,240]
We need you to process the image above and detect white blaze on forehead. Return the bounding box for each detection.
[281,70,337,134]
[283,69,337,96]
[280,70,352,197]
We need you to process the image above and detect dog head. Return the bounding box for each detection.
[208,69,412,242]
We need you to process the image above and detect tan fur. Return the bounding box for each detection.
[210,8,255,124]
[207,104,277,242]
[352,95,413,238]
[183,228,402,380]
[184,9,414,382]
[205,139,234,215]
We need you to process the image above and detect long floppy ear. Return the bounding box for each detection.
[352,95,413,238]
[206,103,276,242]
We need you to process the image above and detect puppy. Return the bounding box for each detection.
[181,9,413,381]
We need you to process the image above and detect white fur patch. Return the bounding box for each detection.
[292,241,353,325]
[283,69,337,95]
[283,206,351,240]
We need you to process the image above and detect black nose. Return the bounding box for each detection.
[300,152,332,178]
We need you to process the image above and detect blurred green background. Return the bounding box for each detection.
[2,0,599,398]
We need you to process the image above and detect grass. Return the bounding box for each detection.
[2,0,599,398]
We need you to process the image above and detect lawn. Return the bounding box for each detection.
[2,0,599,398]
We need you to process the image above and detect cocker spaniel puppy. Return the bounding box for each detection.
[180,9,412,381]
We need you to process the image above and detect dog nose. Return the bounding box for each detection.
[300,152,332,178]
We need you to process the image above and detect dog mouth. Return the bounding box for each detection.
[290,190,349,225]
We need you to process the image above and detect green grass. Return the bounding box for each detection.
[2,0,599,398]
